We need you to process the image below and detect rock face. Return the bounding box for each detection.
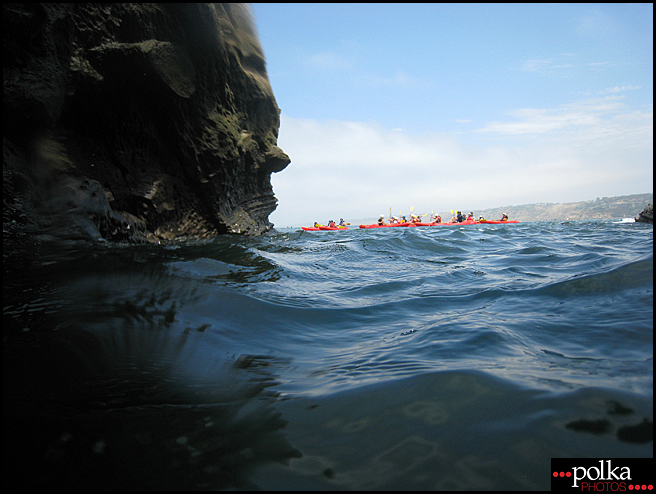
[635,204,653,223]
[3,3,290,242]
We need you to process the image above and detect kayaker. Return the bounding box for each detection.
[479,216,485,222]
[500,213,509,221]
[401,216,407,223]
[411,215,420,223]
[432,214,442,224]
[328,220,337,227]
[339,218,346,226]
[456,211,464,223]
[467,212,475,221]
[314,222,322,228]
[378,215,385,226]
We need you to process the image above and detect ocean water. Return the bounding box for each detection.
[4,219,653,490]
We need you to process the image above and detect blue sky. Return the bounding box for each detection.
[250,3,653,227]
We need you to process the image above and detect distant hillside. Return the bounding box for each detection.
[347,193,653,226]
[446,193,653,222]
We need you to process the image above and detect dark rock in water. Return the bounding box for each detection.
[635,203,653,223]
[3,3,290,242]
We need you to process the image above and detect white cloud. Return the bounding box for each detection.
[475,96,650,143]
[354,71,430,88]
[270,102,652,227]
[520,59,553,73]
[586,61,613,70]
[305,50,351,71]
[575,8,616,37]
[599,85,642,94]
[519,56,615,77]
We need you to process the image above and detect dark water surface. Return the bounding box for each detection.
[4,220,653,489]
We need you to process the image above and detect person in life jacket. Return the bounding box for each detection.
[500,213,509,221]
[466,212,475,221]
[378,215,386,226]
[338,218,346,227]
[456,211,464,223]
[328,220,337,227]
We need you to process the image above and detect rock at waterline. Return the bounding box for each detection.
[635,204,653,223]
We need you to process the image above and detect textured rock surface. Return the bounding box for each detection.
[635,204,653,223]
[3,3,290,242]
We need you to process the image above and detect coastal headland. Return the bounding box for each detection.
[4,3,289,243]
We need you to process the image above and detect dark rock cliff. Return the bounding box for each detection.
[3,3,290,242]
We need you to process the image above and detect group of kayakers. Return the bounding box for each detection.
[314,218,348,228]
[444,211,510,223]
[313,212,511,229]
[446,211,510,223]
[378,214,425,225]
[377,211,510,226]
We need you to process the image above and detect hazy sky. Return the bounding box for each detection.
[250,3,653,227]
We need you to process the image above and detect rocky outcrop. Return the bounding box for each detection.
[635,204,653,223]
[3,3,290,242]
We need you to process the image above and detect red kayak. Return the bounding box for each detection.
[414,220,478,226]
[358,219,519,229]
[413,221,460,226]
[302,226,349,231]
[359,223,417,229]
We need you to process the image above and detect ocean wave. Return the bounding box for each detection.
[536,257,653,297]
[4,219,652,490]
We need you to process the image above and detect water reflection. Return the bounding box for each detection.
[4,270,300,490]
[249,371,652,490]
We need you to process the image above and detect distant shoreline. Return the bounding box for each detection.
[281,193,652,228]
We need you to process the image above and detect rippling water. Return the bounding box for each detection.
[4,220,653,489]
